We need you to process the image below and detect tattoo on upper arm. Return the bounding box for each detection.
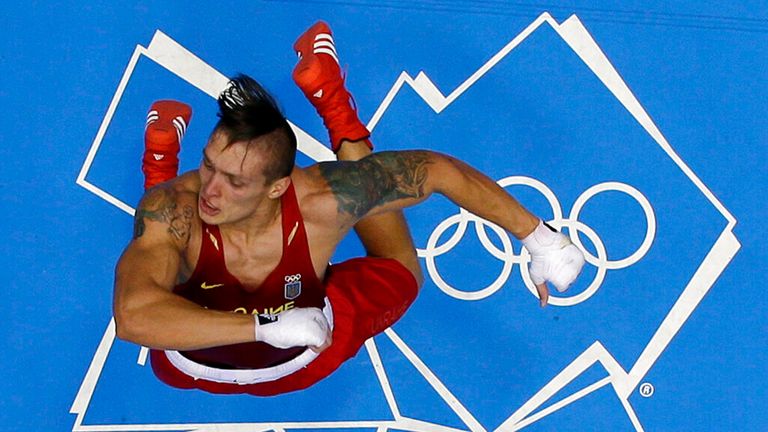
[318,151,433,219]
[133,187,194,242]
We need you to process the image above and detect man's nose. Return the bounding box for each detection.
[202,174,222,198]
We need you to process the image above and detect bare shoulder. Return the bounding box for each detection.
[172,169,202,194]
[133,176,200,250]
[291,166,342,227]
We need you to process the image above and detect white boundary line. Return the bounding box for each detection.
[509,377,612,431]
[365,339,403,419]
[76,44,146,216]
[385,329,485,432]
[70,319,117,430]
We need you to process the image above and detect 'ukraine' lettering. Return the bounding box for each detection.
[232,301,295,315]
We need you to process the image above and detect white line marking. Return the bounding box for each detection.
[498,341,626,430]
[70,319,117,430]
[76,45,145,188]
[618,229,740,398]
[144,30,230,98]
[290,121,335,162]
[555,15,735,229]
[79,179,135,216]
[508,377,612,431]
[365,339,402,419]
[74,419,469,432]
[367,13,552,129]
[620,396,646,432]
[385,329,486,432]
[137,346,148,366]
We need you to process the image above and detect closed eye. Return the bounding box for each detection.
[229,176,245,188]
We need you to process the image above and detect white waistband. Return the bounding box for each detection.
[164,298,333,385]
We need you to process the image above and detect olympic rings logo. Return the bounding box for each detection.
[284,274,302,283]
[417,177,656,306]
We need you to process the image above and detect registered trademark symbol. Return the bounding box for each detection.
[639,382,655,398]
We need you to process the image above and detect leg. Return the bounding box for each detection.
[293,22,422,286]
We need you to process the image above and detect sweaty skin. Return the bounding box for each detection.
[113,131,542,352]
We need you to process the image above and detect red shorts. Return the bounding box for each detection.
[150,257,418,396]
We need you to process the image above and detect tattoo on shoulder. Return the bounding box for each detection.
[318,151,433,219]
[133,186,194,243]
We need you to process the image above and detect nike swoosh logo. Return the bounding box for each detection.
[200,282,224,290]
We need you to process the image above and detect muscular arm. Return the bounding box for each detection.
[113,184,255,350]
[317,150,539,239]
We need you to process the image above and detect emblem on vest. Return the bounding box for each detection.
[284,274,302,300]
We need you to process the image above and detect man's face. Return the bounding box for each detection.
[197,132,273,226]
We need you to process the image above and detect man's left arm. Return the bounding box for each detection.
[316,150,585,304]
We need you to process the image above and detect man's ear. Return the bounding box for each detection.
[267,176,291,199]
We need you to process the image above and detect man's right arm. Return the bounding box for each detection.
[313,151,585,303]
[113,185,255,350]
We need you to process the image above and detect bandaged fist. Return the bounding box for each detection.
[522,220,585,301]
[254,307,331,349]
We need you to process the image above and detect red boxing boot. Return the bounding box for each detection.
[292,21,371,153]
[142,100,192,190]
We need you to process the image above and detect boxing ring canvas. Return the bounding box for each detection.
[1,2,766,431]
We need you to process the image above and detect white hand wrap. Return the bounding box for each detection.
[254,307,330,349]
[522,220,585,293]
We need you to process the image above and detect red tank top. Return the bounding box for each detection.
[173,183,325,369]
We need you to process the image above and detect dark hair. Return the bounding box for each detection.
[214,74,296,182]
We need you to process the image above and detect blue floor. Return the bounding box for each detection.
[1,2,766,431]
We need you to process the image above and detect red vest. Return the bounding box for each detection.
[173,183,325,368]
